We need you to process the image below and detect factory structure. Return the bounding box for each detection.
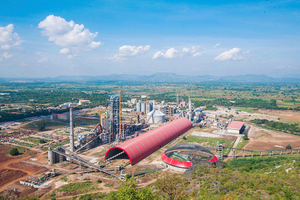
[47,92,213,179]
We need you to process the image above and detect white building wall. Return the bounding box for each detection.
[227,128,240,134]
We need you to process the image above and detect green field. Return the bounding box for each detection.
[22,137,51,144]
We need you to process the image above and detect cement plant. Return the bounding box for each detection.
[0,83,300,199]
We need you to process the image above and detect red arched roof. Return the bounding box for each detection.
[105,117,192,165]
[161,152,192,168]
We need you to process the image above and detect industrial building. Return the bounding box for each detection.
[227,121,245,134]
[59,102,77,108]
[105,117,192,165]
[50,114,70,121]
[160,106,176,116]
[78,99,91,105]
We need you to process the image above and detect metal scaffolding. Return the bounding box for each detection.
[110,95,120,142]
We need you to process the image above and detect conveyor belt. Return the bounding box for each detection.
[51,147,121,179]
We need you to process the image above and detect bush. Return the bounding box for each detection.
[96,179,102,184]
[199,124,202,128]
[39,139,46,143]
[50,192,56,197]
[183,136,187,140]
[243,134,249,140]
[9,147,19,156]
[37,120,46,131]
[286,144,292,149]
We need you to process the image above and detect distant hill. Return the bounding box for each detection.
[1,73,300,83]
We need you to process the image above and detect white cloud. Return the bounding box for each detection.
[0,24,23,49]
[214,48,245,61]
[3,52,12,59]
[276,65,299,69]
[213,43,221,48]
[38,15,103,51]
[36,52,48,63]
[109,45,150,60]
[152,46,200,59]
[59,48,70,54]
[68,54,77,59]
[193,52,202,57]
[243,51,250,54]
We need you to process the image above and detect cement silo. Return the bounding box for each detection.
[136,101,141,112]
[146,102,153,114]
[147,109,165,123]
[141,102,146,113]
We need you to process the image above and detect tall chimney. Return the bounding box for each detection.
[188,96,192,121]
[70,108,74,152]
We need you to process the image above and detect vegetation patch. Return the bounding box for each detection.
[22,137,51,144]
[6,146,25,156]
[57,181,96,194]
[250,119,300,135]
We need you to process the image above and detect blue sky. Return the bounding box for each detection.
[0,0,300,78]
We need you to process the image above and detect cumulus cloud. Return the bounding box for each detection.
[243,50,250,54]
[3,52,12,59]
[59,48,70,54]
[214,48,245,61]
[38,15,103,52]
[36,52,48,63]
[109,45,150,60]
[193,52,202,57]
[0,24,23,49]
[213,43,221,48]
[68,54,77,59]
[152,46,201,59]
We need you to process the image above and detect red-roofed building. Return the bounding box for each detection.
[227,121,245,134]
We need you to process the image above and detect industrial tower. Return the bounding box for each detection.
[110,94,120,141]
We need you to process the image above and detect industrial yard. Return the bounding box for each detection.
[0,82,300,199]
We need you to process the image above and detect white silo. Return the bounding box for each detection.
[146,102,153,114]
[141,102,146,113]
[147,109,165,123]
[136,101,141,112]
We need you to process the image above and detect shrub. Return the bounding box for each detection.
[183,136,187,140]
[37,120,46,131]
[96,179,102,184]
[39,139,46,143]
[286,144,292,149]
[243,134,249,140]
[9,147,19,156]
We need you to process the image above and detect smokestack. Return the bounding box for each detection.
[189,96,192,121]
[70,108,74,152]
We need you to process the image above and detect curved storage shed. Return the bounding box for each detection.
[105,117,192,165]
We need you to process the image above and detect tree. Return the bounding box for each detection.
[106,176,155,200]
[243,133,249,140]
[286,144,292,149]
[154,173,189,200]
[37,120,46,131]
[9,147,19,156]
[39,139,46,143]
[199,124,202,128]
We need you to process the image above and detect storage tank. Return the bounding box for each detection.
[147,109,165,123]
[141,102,146,113]
[136,101,141,112]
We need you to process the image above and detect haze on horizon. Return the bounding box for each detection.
[0,0,300,78]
